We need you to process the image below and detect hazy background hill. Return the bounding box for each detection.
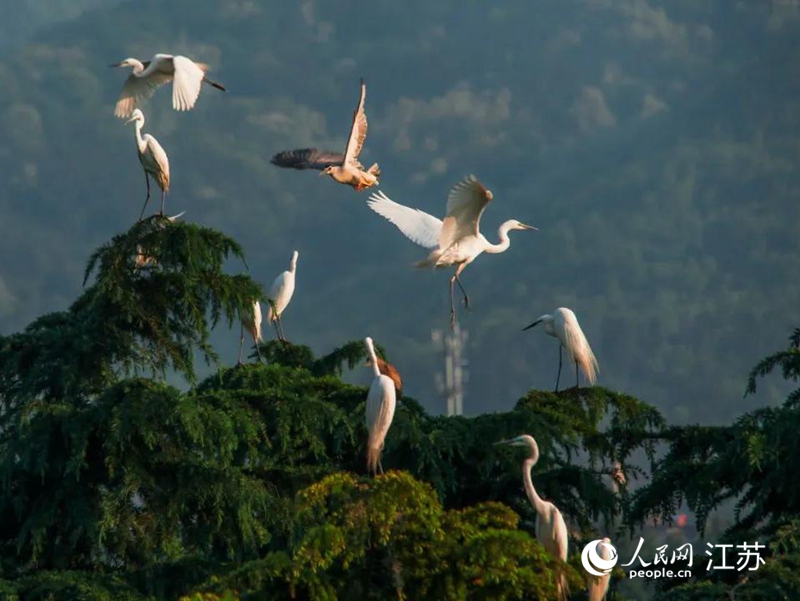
[0,0,798,422]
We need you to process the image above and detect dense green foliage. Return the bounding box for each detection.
[0,1,797,423]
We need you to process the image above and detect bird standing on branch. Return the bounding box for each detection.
[125,109,170,220]
[267,251,298,341]
[365,337,396,475]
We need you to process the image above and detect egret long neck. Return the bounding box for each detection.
[289,254,298,273]
[522,441,550,518]
[483,221,514,254]
[366,340,381,378]
[133,121,147,154]
[130,59,146,75]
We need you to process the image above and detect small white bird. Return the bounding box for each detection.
[603,461,626,496]
[238,300,263,364]
[267,250,298,341]
[111,54,226,119]
[368,175,536,327]
[496,435,569,601]
[125,109,170,220]
[586,537,614,601]
[271,79,381,191]
[523,307,599,391]
[364,336,397,475]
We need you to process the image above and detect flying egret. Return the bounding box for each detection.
[125,109,170,220]
[271,79,381,191]
[366,355,403,397]
[496,434,569,601]
[368,175,536,326]
[523,307,599,392]
[238,299,263,364]
[586,537,614,601]
[365,336,397,475]
[134,211,185,268]
[267,250,298,341]
[111,54,226,119]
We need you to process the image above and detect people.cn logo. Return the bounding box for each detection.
[581,538,618,576]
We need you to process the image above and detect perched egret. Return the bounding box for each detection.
[111,54,226,118]
[366,355,403,397]
[238,299,263,365]
[586,537,614,601]
[271,79,381,191]
[368,175,536,326]
[134,211,185,268]
[125,109,170,220]
[523,307,598,391]
[267,251,298,341]
[603,461,626,496]
[365,336,397,475]
[496,434,569,601]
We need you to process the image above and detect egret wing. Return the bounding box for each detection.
[366,376,396,439]
[343,79,368,165]
[171,55,205,111]
[367,190,442,249]
[438,175,493,250]
[271,148,344,170]
[556,308,598,384]
[114,61,171,118]
[144,136,170,184]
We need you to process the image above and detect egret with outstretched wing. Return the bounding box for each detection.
[368,175,536,326]
[111,54,225,118]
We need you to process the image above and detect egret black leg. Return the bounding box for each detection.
[237,325,244,365]
[139,173,151,221]
[449,276,457,328]
[272,318,281,340]
[455,275,471,310]
[160,189,165,216]
[555,345,563,392]
[575,361,579,389]
[277,315,287,342]
[255,338,264,363]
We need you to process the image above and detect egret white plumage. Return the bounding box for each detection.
[364,337,397,475]
[111,54,226,119]
[271,79,381,191]
[523,307,599,392]
[586,537,614,601]
[238,300,263,364]
[267,251,298,341]
[496,434,569,600]
[368,175,536,326]
[125,109,170,220]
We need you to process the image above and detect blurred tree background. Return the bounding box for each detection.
[0,0,797,424]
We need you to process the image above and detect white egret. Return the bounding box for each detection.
[496,434,569,601]
[267,251,298,341]
[368,175,536,326]
[365,336,397,475]
[238,300,263,364]
[586,537,614,601]
[603,461,626,496]
[523,307,599,392]
[271,79,381,191]
[366,355,403,397]
[111,54,226,119]
[125,109,170,220]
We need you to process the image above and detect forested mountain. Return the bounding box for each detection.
[0,0,798,422]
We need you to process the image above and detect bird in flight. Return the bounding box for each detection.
[125,109,170,220]
[364,337,396,475]
[523,307,598,391]
[368,175,536,327]
[271,79,381,192]
[111,54,226,119]
[267,251,299,341]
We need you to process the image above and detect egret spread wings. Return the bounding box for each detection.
[171,55,206,112]
[439,175,493,250]
[343,79,368,165]
[115,59,171,118]
[271,148,344,170]
[367,190,443,249]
